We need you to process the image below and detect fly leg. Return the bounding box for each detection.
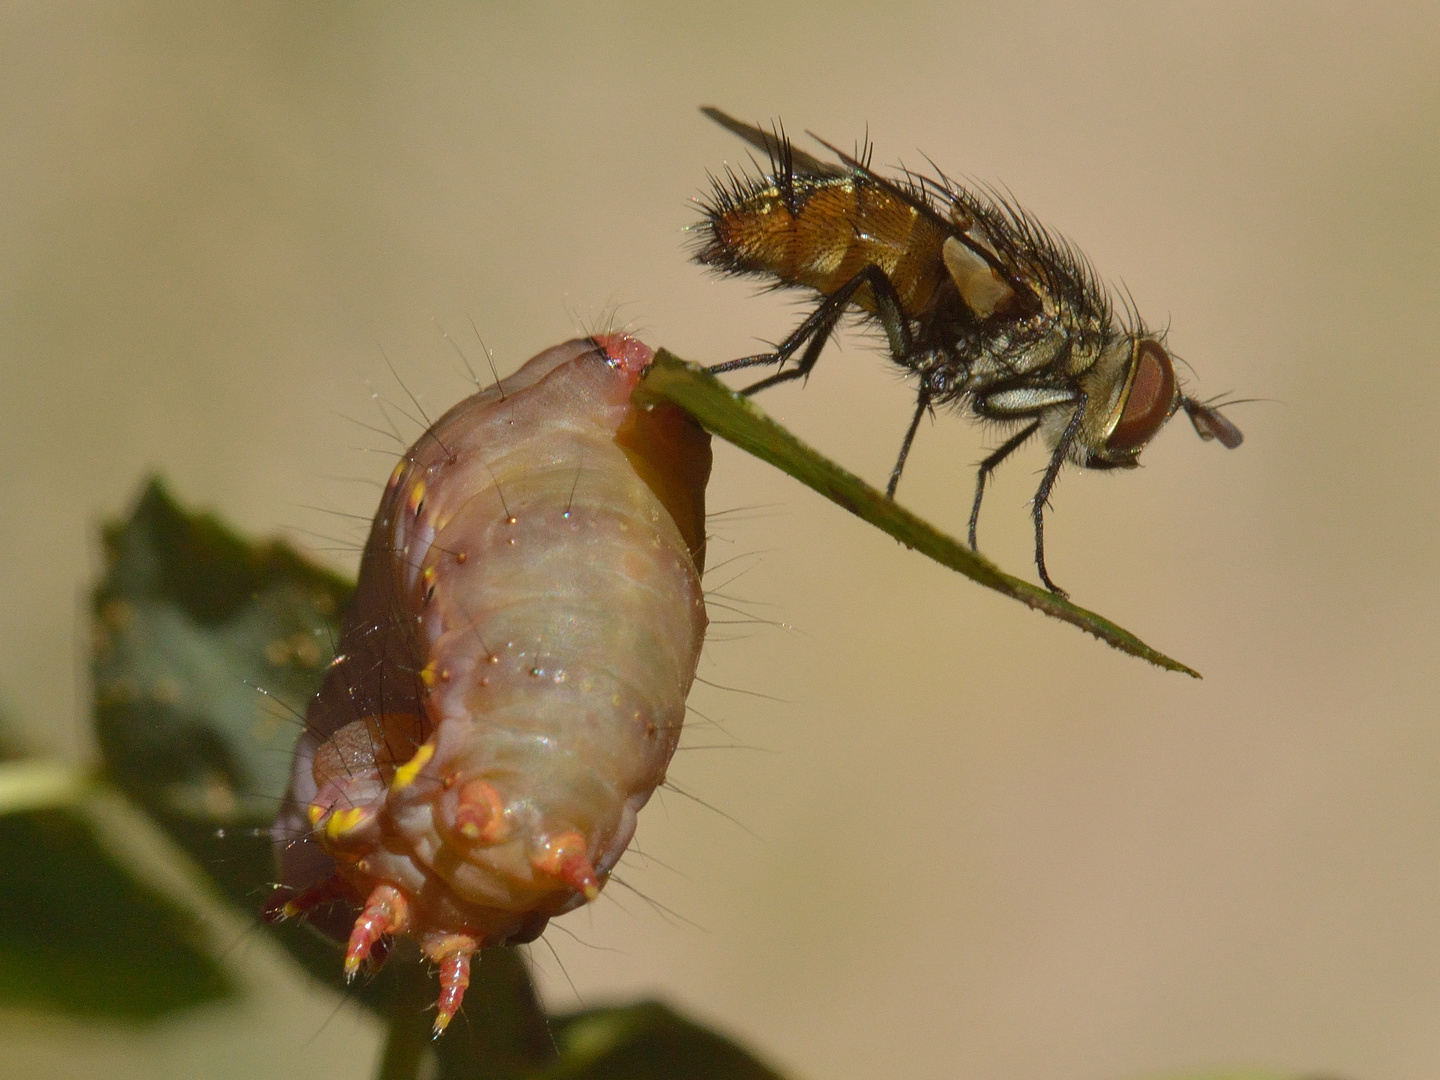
[735,301,846,395]
[886,386,933,497]
[968,420,1041,551]
[708,265,913,396]
[1030,397,1087,596]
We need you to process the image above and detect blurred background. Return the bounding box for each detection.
[2,2,1438,1078]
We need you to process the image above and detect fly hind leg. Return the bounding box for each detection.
[734,303,846,396]
[708,265,914,397]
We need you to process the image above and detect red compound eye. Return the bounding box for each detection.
[1106,340,1176,454]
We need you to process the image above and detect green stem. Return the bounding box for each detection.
[430,948,556,1079]
[0,759,91,816]
[634,349,1199,677]
[377,1001,434,1080]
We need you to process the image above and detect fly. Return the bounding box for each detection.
[692,106,1243,595]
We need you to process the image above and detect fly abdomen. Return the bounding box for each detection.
[698,173,951,318]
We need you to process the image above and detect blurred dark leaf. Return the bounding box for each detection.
[0,807,232,1019]
[92,477,352,901]
[89,479,560,1077]
[541,1002,788,1080]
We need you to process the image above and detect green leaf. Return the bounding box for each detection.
[634,350,1198,677]
[541,1002,789,1080]
[90,479,354,978]
[0,806,232,1019]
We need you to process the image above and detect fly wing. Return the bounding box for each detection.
[703,106,981,244]
[1182,397,1245,448]
[700,106,846,178]
[806,130,1046,318]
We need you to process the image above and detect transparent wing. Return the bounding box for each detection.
[700,106,846,178]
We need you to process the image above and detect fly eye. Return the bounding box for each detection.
[1105,340,1177,453]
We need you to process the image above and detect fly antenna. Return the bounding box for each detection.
[1179,394,1245,448]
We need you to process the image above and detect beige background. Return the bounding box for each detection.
[2,3,1438,1079]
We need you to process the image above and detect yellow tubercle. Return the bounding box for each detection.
[324,806,370,839]
[391,741,435,790]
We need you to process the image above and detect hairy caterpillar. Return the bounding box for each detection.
[268,335,711,1034]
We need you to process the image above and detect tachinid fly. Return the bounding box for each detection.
[693,106,1243,595]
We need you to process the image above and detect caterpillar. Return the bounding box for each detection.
[267,335,711,1034]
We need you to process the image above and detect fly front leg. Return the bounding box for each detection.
[968,419,1040,551]
[887,386,934,497]
[1031,396,1087,596]
[707,265,914,396]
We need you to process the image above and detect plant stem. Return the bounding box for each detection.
[377,1001,433,1080]
[635,350,1199,677]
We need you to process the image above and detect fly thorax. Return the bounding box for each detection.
[970,323,1069,386]
[1019,325,1072,374]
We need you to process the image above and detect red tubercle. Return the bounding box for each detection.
[591,333,654,379]
[531,830,601,901]
[452,779,510,843]
[556,851,601,901]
